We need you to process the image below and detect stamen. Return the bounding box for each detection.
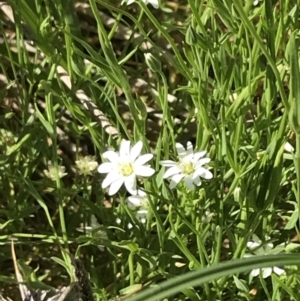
[179,161,195,175]
[118,162,134,176]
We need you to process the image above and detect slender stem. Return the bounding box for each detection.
[129,251,135,285]
[231,0,288,111]
[295,135,300,225]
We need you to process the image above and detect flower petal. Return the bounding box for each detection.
[139,217,147,224]
[136,209,148,223]
[252,234,262,244]
[124,174,137,195]
[148,0,159,8]
[262,268,272,278]
[97,245,105,252]
[194,167,213,179]
[135,166,155,177]
[127,196,142,208]
[202,211,213,223]
[137,209,148,215]
[135,153,153,166]
[251,268,260,277]
[169,173,185,189]
[91,215,100,228]
[108,178,124,195]
[270,244,285,255]
[103,151,119,162]
[121,0,135,4]
[253,247,266,256]
[163,166,181,179]
[130,141,143,162]
[169,180,178,189]
[160,160,177,167]
[137,189,146,197]
[102,172,122,188]
[264,243,274,253]
[122,0,159,8]
[176,143,186,159]
[247,241,260,250]
[186,141,194,156]
[184,175,195,190]
[273,266,285,276]
[193,151,207,162]
[98,162,114,173]
[185,153,194,161]
[120,140,131,157]
[193,176,202,186]
[128,222,133,229]
[196,157,211,165]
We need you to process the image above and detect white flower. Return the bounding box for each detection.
[117,190,156,229]
[202,210,214,224]
[160,141,213,190]
[44,161,67,181]
[75,155,98,176]
[126,190,149,225]
[121,0,159,9]
[76,215,108,251]
[98,140,155,195]
[245,235,285,278]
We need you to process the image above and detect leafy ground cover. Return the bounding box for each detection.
[1,0,300,300]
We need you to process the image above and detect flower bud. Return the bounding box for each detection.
[144,53,161,72]
[186,26,197,46]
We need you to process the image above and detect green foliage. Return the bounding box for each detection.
[0,0,300,300]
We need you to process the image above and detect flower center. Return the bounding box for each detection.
[118,162,134,176]
[179,161,195,175]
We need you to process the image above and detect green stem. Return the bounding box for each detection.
[231,0,288,111]
[129,251,135,285]
[295,135,300,225]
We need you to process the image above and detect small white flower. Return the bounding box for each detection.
[75,155,98,176]
[76,215,108,251]
[44,161,67,181]
[202,210,214,224]
[160,142,213,190]
[126,190,149,225]
[98,140,155,195]
[121,0,159,9]
[117,190,156,229]
[245,234,285,278]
